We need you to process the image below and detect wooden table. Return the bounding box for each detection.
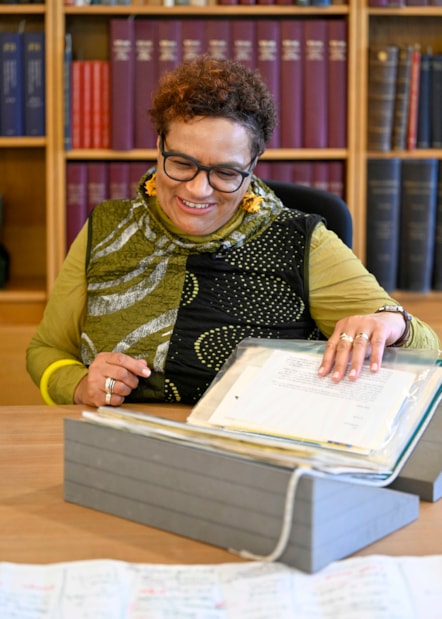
[1,404,441,566]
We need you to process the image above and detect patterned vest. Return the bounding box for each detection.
[82,178,323,404]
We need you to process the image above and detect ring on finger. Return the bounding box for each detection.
[355,332,369,342]
[105,376,116,395]
[339,332,354,343]
[105,391,112,405]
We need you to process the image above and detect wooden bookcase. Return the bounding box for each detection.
[0,0,441,404]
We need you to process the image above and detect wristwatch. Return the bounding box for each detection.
[375,305,412,347]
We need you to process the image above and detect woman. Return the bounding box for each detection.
[27,56,440,407]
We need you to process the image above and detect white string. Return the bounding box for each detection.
[229,466,327,563]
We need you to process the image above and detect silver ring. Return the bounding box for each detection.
[105,376,116,395]
[339,332,354,343]
[355,332,369,342]
[105,391,112,405]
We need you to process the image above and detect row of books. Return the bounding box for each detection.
[368,1,442,6]
[62,0,348,5]
[367,44,442,152]
[66,160,344,248]
[366,158,442,293]
[65,17,347,151]
[0,30,45,137]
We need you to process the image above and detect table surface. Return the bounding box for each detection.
[1,404,442,566]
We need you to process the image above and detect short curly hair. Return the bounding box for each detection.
[149,55,277,158]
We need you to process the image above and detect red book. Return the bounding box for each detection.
[231,20,255,70]
[110,19,135,151]
[271,162,293,182]
[312,161,329,193]
[327,20,347,148]
[256,20,280,149]
[280,20,303,148]
[328,161,345,199]
[66,163,88,251]
[206,19,231,60]
[70,60,82,149]
[87,162,108,215]
[90,60,108,149]
[109,162,130,200]
[182,20,206,62]
[292,162,313,187]
[81,61,93,149]
[254,161,271,180]
[134,20,158,149]
[406,47,421,151]
[303,20,328,149]
[129,162,151,198]
[157,20,182,80]
[100,61,111,150]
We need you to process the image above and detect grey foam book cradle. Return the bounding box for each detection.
[64,417,420,574]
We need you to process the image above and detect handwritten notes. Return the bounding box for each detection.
[1,555,441,618]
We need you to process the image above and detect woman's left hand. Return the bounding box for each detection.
[318,311,408,381]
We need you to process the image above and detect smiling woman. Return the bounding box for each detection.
[26,56,440,409]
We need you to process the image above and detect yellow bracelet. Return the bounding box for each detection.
[40,359,84,406]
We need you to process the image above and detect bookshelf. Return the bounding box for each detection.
[355,1,442,348]
[0,1,440,405]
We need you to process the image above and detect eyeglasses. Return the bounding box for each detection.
[160,135,255,194]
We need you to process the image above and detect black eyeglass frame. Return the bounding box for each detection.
[160,134,256,194]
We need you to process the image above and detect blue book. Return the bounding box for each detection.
[23,31,45,136]
[432,161,442,291]
[430,54,442,148]
[416,53,431,149]
[64,33,72,151]
[0,31,24,136]
[398,159,438,293]
[365,158,401,292]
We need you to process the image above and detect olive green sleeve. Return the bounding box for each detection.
[26,224,89,404]
[308,223,441,352]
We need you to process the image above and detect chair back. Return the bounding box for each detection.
[265,179,353,249]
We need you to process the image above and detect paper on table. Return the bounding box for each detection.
[1,555,442,618]
[207,349,416,454]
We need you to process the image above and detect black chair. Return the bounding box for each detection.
[265,179,353,249]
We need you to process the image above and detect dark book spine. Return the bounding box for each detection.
[66,162,88,251]
[391,44,413,151]
[256,20,280,149]
[206,19,231,60]
[398,159,438,292]
[70,60,82,149]
[64,33,72,151]
[0,32,24,136]
[86,162,108,215]
[134,19,158,149]
[303,20,328,149]
[430,54,442,148]
[110,18,135,151]
[365,158,401,292]
[280,20,303,148]
[109,162,130,200]
[129,161,151,198]
[23,31,45,137]
[327,19,347,148]
[0,194,10,288]
[328,161,345,199]
[231,19,256,70]
[182,19,206,62]
[433,161,442,290]
[157,19,182,80]
[367,45,398,152]
[416,53,431,149]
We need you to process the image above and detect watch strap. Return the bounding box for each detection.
[375,305,412,347]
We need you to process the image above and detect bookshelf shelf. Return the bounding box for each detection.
[0,0,441,403]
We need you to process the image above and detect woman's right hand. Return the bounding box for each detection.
[74,351,151,407]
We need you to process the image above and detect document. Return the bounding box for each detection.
[1,555,441,618]
[207,349,416,454]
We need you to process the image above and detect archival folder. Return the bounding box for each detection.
[64,340,441,572]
